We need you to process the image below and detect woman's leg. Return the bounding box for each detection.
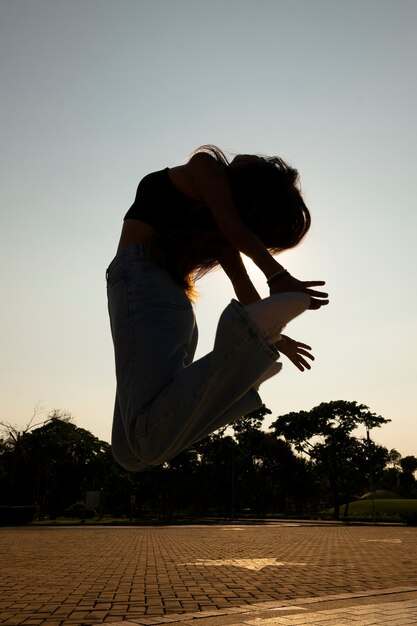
[112,384,263,472]
[130,300,280,466]
[112,393,151,471]
[107,244,306,471]
[108,244,199,469]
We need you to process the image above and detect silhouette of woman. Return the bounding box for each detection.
[106,146,328,471]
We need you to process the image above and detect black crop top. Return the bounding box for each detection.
[124,168,199,232]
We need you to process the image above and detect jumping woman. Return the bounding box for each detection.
[107,146,328,471]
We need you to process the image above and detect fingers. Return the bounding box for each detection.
[301,280,328,300]
[269,276,328,299]
[302,280,326,287]
[307,289,328,298]
[296,352,314,370]
[309,298,329,310]
[304,287,328,298]
[296,348,314,369]
[291,355,312,371]
[295,342,312,350]
[286,341,315,372]
[297,348,314,361]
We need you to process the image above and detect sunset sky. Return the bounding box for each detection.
[1,0,416,456]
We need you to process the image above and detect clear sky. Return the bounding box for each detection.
[1,0,416,456]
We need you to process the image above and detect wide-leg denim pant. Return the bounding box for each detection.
[107,243,279,472]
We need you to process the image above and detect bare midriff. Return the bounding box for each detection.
[117,219,156,253]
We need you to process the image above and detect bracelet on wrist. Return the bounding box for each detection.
[267,269,289,286]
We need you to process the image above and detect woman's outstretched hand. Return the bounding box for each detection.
[269,272,329,310]
[275,334,314,371]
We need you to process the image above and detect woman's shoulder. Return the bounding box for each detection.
[168,163,203,202]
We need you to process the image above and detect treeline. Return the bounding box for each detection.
[0,401,416,521]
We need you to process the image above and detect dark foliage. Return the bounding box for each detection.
[0,402,413,522]
[0,505,38,525]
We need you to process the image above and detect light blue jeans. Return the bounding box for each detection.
[106,243,279,471]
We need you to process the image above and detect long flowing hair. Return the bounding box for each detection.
[150,145,311,301]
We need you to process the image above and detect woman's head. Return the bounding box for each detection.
[152,145,311,300]
[197,146,311,253]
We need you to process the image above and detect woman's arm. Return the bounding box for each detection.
[189,152,283,278]
[219,247,261,305]
[188,152,328,309]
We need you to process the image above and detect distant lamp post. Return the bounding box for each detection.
[365,423,376,523]
[130,494,136,520]
[231,447,235,520]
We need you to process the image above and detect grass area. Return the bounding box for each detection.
[33,517,177,526]
[33,515,240,526]
[322,499,417,523]
[28,500,417,526]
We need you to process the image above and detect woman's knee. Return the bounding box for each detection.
[111,443,151,472]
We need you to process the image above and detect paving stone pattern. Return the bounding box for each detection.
[233,597,417,625]
[245,600,417,626]
[1,524,417,625]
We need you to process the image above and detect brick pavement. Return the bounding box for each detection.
[0,524,417,626]
[105,592,417,626]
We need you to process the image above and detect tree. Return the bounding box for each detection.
[399,456,417,496]
[0,401,403,522]
[380,452,417,497]
[0,404,73,443]
[192,432,238,516]
[400,456,417,474]
[0,411,116,516]
[270,400,390,519]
